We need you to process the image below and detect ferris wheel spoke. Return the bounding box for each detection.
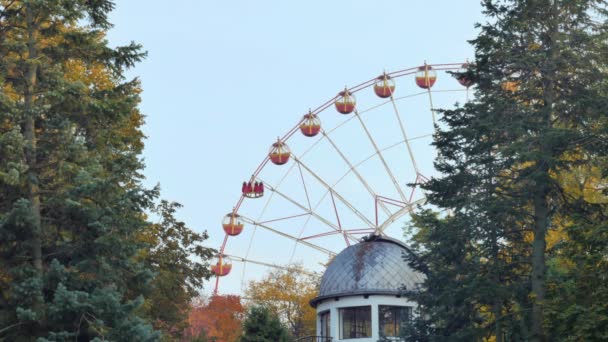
[215,64,471,295]
[262,180,359,242]
[240,159,303,283]
[322,132,392,217]
[238,165,296,292]
[354,110,408,202]
[289,213,315,264]
[389,95,420,175]
[224,254,317,276]
[296,162,312,210]
[293,156,376,229]
[239,215,336,256]
[257,213,311,225]
[320,134,432,226]
[301,228,376,241]
[376,197,426,235]
[300,230,346,241]
[329,190,351,247]
[427,87,437,127]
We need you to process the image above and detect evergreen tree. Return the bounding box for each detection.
[240,306,289,342]
[543,162,608,339]
[406,1,608,341]
[140,201,214,340]
[0,1,215,340]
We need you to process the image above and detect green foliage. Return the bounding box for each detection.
[140,200,215,339]
[0,1,212,341]
[245,264,318,339]
[405,0,608,341]
[240,306,290,342]
[544,203,608,340]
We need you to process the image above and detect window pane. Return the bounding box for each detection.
[379,306,412,337]
[340,306,371,339]
[320,311,330,338]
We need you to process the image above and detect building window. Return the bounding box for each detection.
[379,305,412,338]
[340,306,371,339]
[320,310,330,339]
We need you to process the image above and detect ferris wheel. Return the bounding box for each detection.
[211,62,473,294]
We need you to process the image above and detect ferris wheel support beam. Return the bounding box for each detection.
[322,132,392,217]
[293,156,376,229]
[354,110,408,202]
[263,181,360,243]
[240,215,336,256]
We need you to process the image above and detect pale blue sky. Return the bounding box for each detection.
[107,1,485,295]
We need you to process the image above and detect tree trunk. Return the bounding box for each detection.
[492,246,503,342]
[488,156,503,342]
[530,5,559,339]
[24,3,43,324]
[491,219,503,341]
[493,297,503,342]
[530,191,548,342]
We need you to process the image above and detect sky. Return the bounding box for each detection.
[106,1,486,296]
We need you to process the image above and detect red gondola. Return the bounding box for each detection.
[269,140,291,165]
[243,180,263,198]
[457,63,473,88]
[415,65,437,89]
[335,89,356,114]
[211,258,232,277]
[373,74,395,98]
[223,212,244,236]
[300,112,321,137]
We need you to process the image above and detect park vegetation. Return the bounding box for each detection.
[0,1,213,340]
[404,0,608,341]
[186,265,317,341]
[2,0,608,341]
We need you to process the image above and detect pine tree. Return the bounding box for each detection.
[406,1,608,341]
[0,1,165,340]
[139,200,215,339]
[544,161,608,339]
[240,306,290,342]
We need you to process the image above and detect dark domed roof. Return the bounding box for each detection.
[311,236,423,307]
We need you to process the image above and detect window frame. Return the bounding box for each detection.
[378,305,412,338]
[339,305,372,340]
[319,310,331,339]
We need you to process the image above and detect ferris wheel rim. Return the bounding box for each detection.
[229,62,465,216]
[214,62,470,294]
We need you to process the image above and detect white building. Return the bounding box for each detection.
[309,236,424,341]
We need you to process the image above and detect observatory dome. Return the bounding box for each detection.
[311,236,423,307]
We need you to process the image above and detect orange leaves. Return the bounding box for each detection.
[64,59,114,91]
[186,295,245,342]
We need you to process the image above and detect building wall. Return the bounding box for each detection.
[315,294,417,342]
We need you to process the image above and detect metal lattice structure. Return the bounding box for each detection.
[212,62,472,294]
